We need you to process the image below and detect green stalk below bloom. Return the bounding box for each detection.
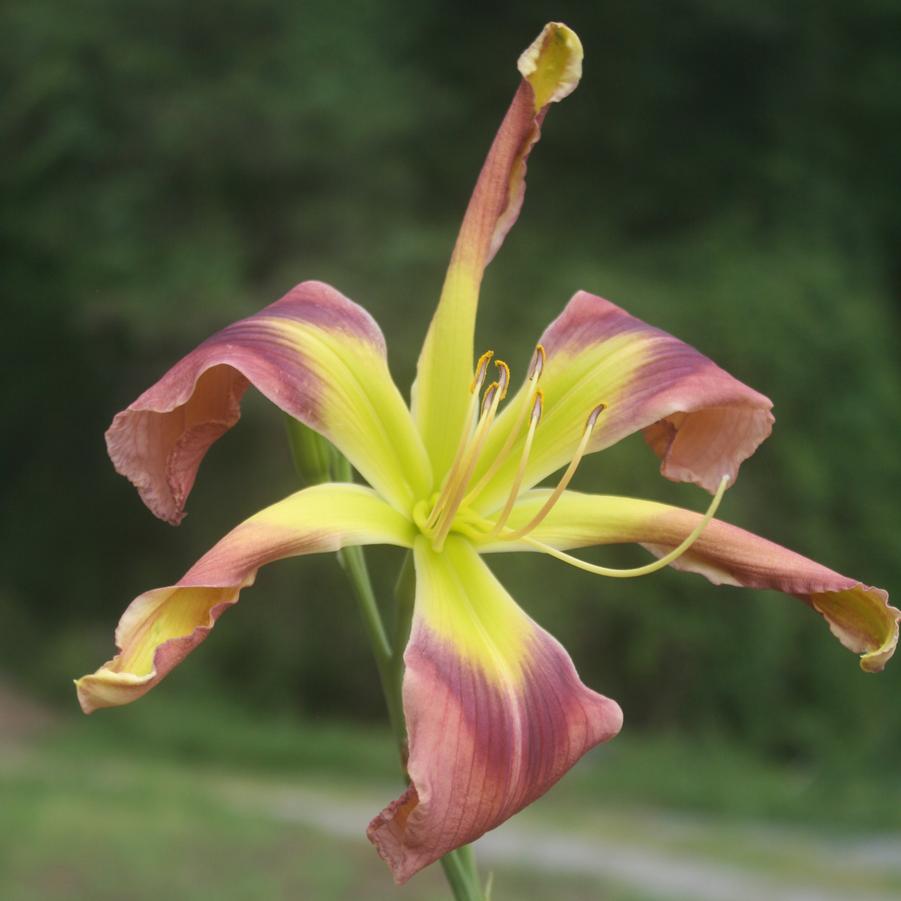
[286,422,486,899]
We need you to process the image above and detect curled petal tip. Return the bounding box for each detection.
[73,678,92,715]
[808,585,899,673]
[75,669,154,715]
[517,22,583,109]
[413,25,582,471]
[105,280,431,522]
[502,490,897,676]
[75,485,416,714]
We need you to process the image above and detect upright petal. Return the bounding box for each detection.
[75,484,414,713]
[474,292,774,511]
[484,490,898,673]
[368,536,622,883]
[413,23,583,479]
[106,280,431,523]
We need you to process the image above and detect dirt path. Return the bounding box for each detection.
[222,780,901,901]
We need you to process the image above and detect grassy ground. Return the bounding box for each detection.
[2,753,652,901]
[35,689,901,831]
[2,689,900,900]
[0,743,639,900]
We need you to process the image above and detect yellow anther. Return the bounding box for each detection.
[586,401,606,430]
[495,360,511,399]
[528,344,546,381]
[480,381,500,415]
[470,350,494,393]
[423,346,558,548]
[461,407,525,504]
[520,475,730,578]
[461,356,544,507]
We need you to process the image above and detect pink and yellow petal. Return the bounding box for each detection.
[367,535,622,883]
[474,292,774,512]
[413,23,583,479]
[485,490,897,673]
[76,484,414,713]
[107,280,431,524]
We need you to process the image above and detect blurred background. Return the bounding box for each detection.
[2,0,900,898]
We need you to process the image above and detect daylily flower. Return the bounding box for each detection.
[77,22,897,885]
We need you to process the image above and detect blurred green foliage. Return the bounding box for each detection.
[2,0,900,775]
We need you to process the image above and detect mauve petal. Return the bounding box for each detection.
[107,279,430,524]
[473,292,774,512]
[75,484,414,713]
[413,23,583,480]
[367,536,622,883]
[486,490,898,673]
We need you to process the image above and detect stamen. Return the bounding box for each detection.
[528,344,546,381]
[495,360,511,400]
[489,390,543,535]
[462,344,547,505]
[519,475,730,578]
[427,350,494,530]
[480,380,500,415]
[432,375,506,550]
[421,345,555,550]
[470,350,494,394]
[531,389,544,423]
[496,402,606,541]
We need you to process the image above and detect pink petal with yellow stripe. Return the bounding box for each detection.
[106,280,430,523]
[474,292,774,511]
[413,23,583,478]
[76,484,414,713]
[488,490,897,673]
[367,536,622,883]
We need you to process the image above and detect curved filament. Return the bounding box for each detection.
[518,474,730,578]
[495,403,606,542]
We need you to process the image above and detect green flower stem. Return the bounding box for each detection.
[337,542,407,754]
[391,550,416,762]
[284,421,485,899]
[440,847,486,900]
